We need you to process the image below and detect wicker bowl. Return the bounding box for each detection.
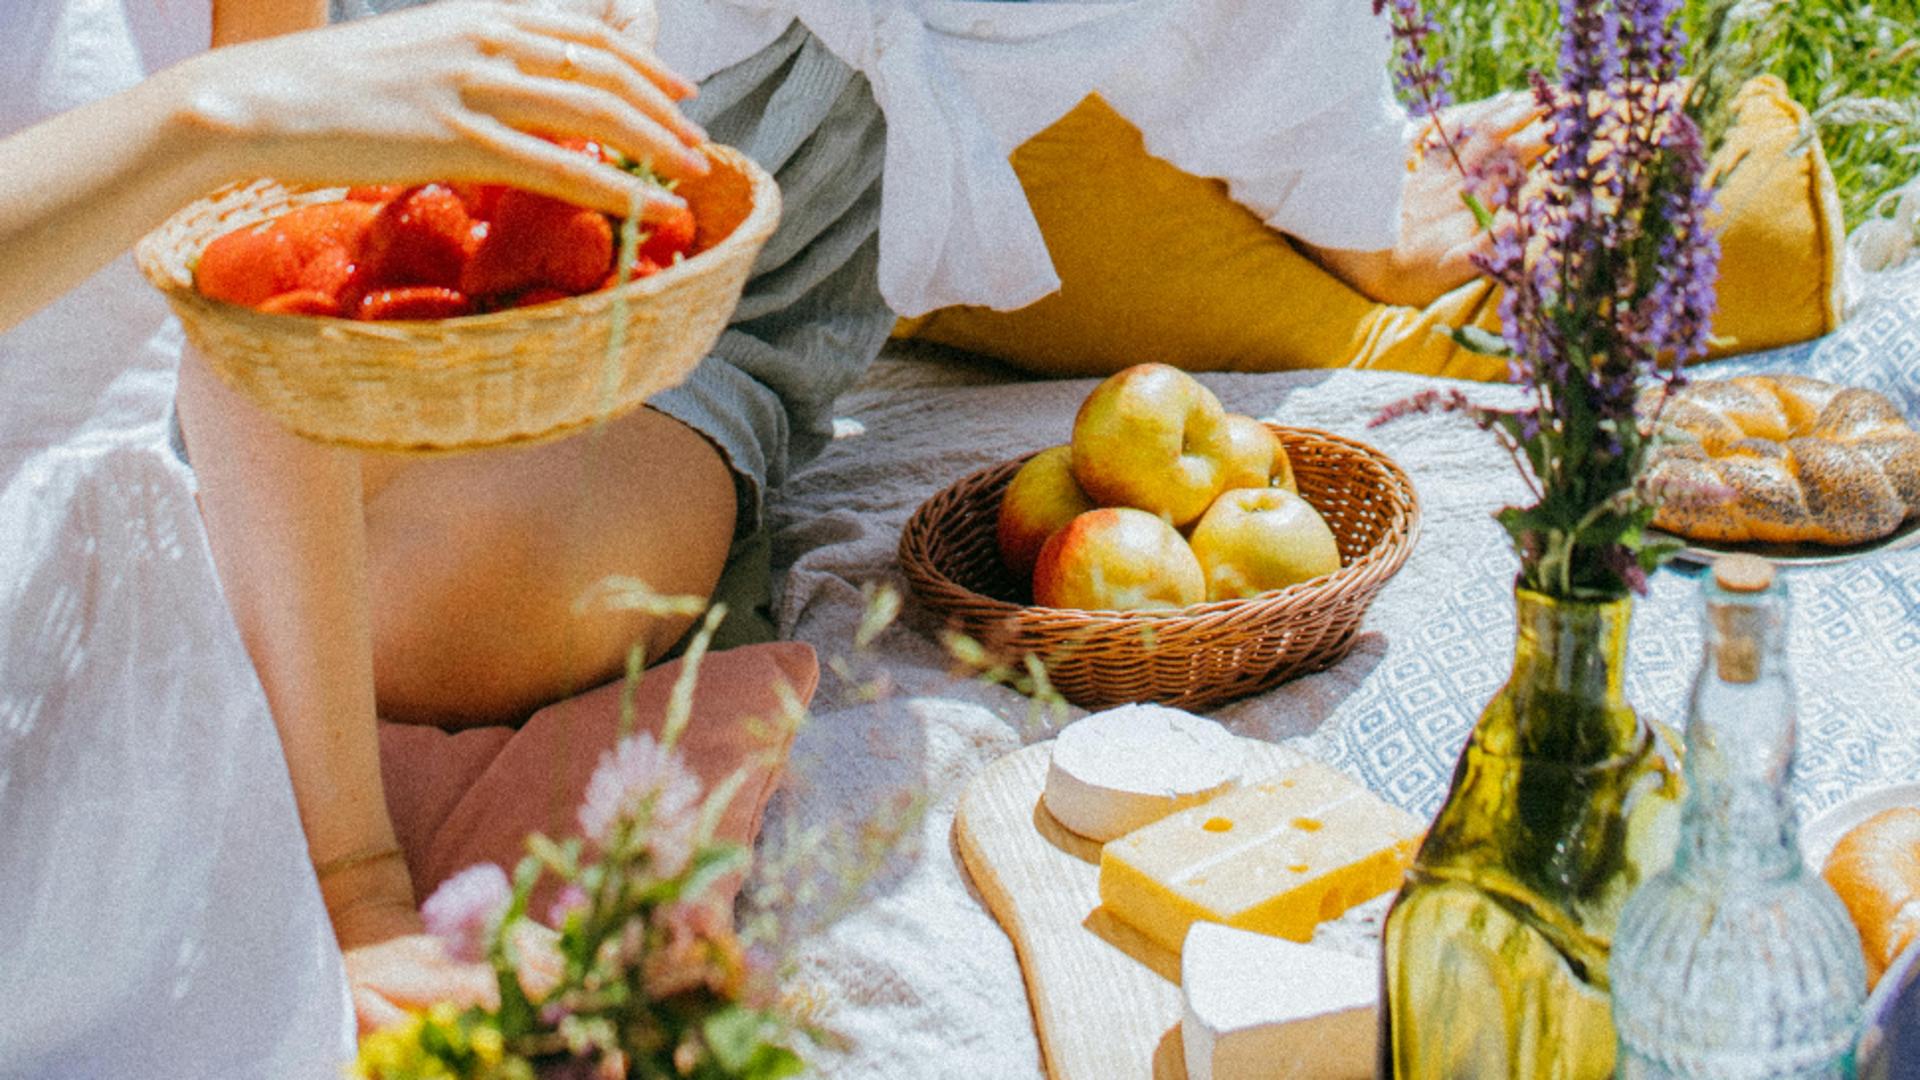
[135,144,780,453]
[898,425,1421,711]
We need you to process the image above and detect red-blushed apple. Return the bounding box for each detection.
[997,446,1097,579]
[1219,415,1298,494]
[1069,364,1234,527]
[1187,488,1342,601]
[1031,507,1206,611]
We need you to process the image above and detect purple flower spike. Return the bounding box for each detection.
[422,863,512,964]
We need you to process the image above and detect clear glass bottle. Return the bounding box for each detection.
[1611,554,1867,1078]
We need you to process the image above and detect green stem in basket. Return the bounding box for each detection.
[598,193,645,419]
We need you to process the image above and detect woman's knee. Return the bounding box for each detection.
[363,410,738,726]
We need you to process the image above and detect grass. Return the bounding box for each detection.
[1427,0,1920,227]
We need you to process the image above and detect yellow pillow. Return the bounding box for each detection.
[899,77,1844,382]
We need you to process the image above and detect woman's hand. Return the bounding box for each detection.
[345,933,500,1035]
[1302,93,1547,309]
[338,900,565,1035]
[173,0,702,222]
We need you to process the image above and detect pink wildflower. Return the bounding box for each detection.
[643,901,746,1001]
[577,733,702,875]
[421,863,511,963]
[546,884,589,928]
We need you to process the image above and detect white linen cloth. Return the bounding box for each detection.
[0,3,354,1076]
[655,0,1411,316]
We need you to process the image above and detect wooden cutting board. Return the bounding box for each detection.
[953,737,1312,1080]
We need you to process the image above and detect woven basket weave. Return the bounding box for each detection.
[135,144,780,453]
[899,425,1421,711]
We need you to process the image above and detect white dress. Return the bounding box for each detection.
[0,4,354,1077]
[653,0,1411,316]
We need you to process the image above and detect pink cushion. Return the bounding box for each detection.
[378,642,818,914]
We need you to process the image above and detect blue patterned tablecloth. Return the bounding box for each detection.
[1277,258,1920,822]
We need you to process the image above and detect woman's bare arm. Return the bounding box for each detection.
[0,0,702,333]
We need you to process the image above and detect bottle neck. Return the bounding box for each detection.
[1498,588,1643,766]
[1675,579,1801,880]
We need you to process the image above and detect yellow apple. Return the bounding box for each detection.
[1219,414,1298,494]
[1031,507,1206,611]
[1070,364,1234,527]
[997,446,1097,579]
[1187,488,1342,601]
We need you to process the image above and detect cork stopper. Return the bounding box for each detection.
[1713,553,1774,594]
[1709,555,1773,683]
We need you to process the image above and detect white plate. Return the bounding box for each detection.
[1654,517,1920,569]
[1799,780,1920,871]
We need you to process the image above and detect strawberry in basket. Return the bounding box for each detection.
[192,138,697,321]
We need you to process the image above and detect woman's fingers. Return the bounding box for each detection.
[462,70,709,180]
[504,32,706,146]
[351,985,414,1036]
[447,114,694,220]
[505,7,697,101]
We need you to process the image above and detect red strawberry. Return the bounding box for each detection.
[258,290,344,317]
[460,190,614,299]
[451,183,509,223]
[345,184,408,203]
[512,287,573,309]
[638,202,697,265]
[354,286,472,321]
[361,184,481,289]
[196,222,303,307]
[276,201,380,263]
[296,245,370,308]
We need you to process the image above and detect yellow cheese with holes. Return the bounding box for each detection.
[1098,762,1423,955]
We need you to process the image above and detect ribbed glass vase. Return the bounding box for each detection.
[1610,556,1866,1078]
[1379,588,1684,1079]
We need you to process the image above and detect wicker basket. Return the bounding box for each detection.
[898,425,1421,711]
[135,144,780,453]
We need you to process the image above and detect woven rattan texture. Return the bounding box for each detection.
[899,426,1421,711]
[135,145,780,454]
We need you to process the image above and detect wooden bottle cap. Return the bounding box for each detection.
[1713,553,1774,593]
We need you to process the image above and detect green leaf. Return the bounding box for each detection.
[1460,190,1496,232]
[1450,325,1514,358]
[702,1006,771,1072]
[742,1045,808,1080]
[680,843,751,904]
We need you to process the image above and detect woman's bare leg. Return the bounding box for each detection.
[361,406,737,729]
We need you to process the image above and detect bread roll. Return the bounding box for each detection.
[1643,376,1920,545]
[1821,805,1920,988]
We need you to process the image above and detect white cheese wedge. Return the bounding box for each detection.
[1181,923,1376,1080]
[1042,704,1241,842]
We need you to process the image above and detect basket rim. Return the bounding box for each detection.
[899,423,1422,624]
[133,142,781,337]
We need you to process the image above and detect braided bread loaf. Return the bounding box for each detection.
[1643,375,1920,546]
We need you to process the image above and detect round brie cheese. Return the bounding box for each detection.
[1043,704,1242,842]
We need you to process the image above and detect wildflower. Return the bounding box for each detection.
[577,732,702,875]
[644,901,748,1001]
[421,863,512,964]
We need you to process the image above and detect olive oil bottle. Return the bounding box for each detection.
[1378,588,1683,1078]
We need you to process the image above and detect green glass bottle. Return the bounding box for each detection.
[1378,588,1684,1078]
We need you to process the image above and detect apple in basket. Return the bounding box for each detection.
[191,137,698,320]
[1188,487,1342,602]
[1069,363,1248,528]
[1030,507,1206,611]
[996,446,1098,580]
